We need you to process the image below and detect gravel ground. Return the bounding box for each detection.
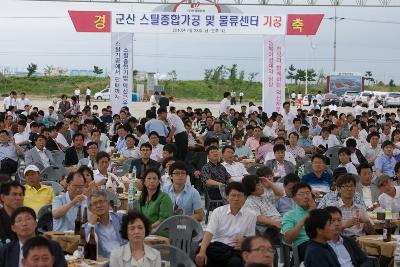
[1,96,376,118]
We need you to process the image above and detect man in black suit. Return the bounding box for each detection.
[45,126,62,152]
[129,142,160,179]
[0,206,67,267]
[22,236,56,267]
[158,91,169,109]
[0,181,24,245]
[187,137,219,192]
[324,206,370,267]
[64,133,87,166]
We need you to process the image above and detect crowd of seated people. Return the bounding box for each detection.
[2,90,400,266]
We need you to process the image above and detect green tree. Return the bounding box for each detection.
[27,63,37,77]
[295,69,306,83]
[389,79,396,87]
[317,68,326,85]
[306,69,317,82]
[365,71,375,85]
[168,70,177,94]
[168,70,177,81]
[237,70,245,90]
[286,64,296,84]
[93,66,103,75]
[229,64,238,88]
[247,72,258,90]
[204,68,213,82]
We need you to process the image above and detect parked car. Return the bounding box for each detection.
[302,94,315,106]
[384,92,400,108]
[322,93,340,106]
[339,91,359,107]
[94,86,110,100]
[373,92,388,107]
[355,92,373,104]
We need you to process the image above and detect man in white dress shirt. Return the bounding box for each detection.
[219,92,231,115]
[222,146,248,182]
[376,174,400,214]
[312,127,340,150]
[16,92,31,114]
[161,108,188,161]
[14,121,29,147]
[282,101,296,131]
[195,182,257,267]
[3,91,17,111]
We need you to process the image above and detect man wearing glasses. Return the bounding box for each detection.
[0,206,67,267]
[86,190,126,258]
[241,236,274,267]
[129,142,160,179]
[52,171,87,231]
[331,174,374,237]
[281,182,316,263]
[162,161,204,221]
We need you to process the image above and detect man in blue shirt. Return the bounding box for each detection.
[375,140,397,177]
[163,161,204,222]
[86,190,126,258]
[301,154,333,193]
[52,172,87,231]
[298,126,314,154]
[114,125,127,153]
[304,209,340,267]
[145,109,169,144]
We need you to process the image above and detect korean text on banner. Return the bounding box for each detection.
[111,32,133,114]
[263,35,285,116]
[112,13,286,35]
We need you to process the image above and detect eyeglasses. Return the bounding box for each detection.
[250,246,275,254]
[296,191,312,197]
[172,171,187,176]
[14,217,35,224]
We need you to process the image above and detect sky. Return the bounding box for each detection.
[0,0,400,83]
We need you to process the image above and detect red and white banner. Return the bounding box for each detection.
[68,11,111,32]
[287,14,324,35]
[110,32,133,114]
[68,10,323,35]
[263,35,285,116]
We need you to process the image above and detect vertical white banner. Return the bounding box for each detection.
[111,32,133,114]
[262,35,285,116]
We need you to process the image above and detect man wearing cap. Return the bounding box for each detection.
[375,140,397,178]
[377,174,400,213]
[22,165,54,215]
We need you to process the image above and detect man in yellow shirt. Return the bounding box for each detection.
[23,165,54,215]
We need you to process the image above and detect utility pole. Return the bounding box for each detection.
[333,6,337,72]
[327,6,344,73]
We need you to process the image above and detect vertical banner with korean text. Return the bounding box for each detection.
[111,32,133,114]
[262,35,285,116]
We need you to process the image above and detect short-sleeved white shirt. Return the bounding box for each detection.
[219,98,230,114]
[206,204,257,247]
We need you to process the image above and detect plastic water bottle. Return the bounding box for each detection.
[132,166,137,179]
[298,165,305,178]
[394,239,400,267]
[128,166,137,210]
